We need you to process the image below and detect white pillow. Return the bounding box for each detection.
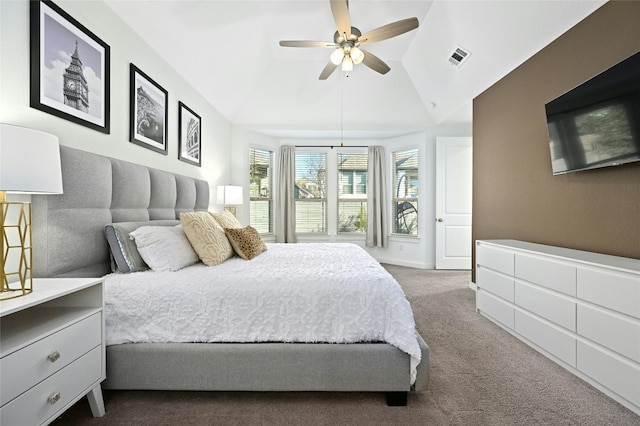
[129,225,199,271]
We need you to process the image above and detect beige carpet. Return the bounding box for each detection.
[52,266,639,425]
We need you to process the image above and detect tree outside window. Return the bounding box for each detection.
[295,152,327,233]
[392,148,418,235]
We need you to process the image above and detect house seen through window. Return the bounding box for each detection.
[337,152,367,233]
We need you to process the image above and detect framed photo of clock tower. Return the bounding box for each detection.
[30,0,110,133]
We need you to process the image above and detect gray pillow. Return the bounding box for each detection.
[105,220,180,273]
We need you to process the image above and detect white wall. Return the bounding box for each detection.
[0,0,232,208]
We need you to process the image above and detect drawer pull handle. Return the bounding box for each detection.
[48,392,61,405]
[47,351,61,363]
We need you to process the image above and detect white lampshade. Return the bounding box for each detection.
[0,124,63,194]
[341,56,353,72]
[330,48,345,66]
[1,123,62,300]
[216,185,243,206]
[350,46,365,65]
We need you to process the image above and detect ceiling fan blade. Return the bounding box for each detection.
[360,49,390,75]
[330,0,351,39]
[319,61,338,80]
[358,17,419,45]
[279,40,337,48]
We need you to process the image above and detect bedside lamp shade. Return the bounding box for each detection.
[1,123,63,300]
[1,125,63,194]
[216,185,243,216]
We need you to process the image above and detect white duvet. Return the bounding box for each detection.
[104,243,421,383]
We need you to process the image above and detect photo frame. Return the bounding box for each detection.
[30,0,110,133]
[178,102,202,166]
[130,64,168,155]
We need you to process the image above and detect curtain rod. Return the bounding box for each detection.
[294,145,368,149]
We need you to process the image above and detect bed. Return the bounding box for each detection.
[32,146,430,406]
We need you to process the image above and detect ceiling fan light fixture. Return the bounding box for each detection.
[341,56,353,72]
[330,48,345,65]
[279,0,419,80]
[350,46,364,64]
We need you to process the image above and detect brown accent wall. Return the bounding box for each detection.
[472,1,640,281]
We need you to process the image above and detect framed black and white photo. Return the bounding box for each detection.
[178,102,201,166]
[30,0,110,133]
[130,64,168,155]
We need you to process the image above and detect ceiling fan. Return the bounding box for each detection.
[279,0,419,80]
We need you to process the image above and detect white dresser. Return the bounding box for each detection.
[476,240,640,416]
[0,278,106,425]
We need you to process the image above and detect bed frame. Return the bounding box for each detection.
[32,146,429,406]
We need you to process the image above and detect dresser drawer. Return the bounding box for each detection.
[1,312,101,406]
[577,341,640,407]
[0,346,102,426]
[477,267,514,302]
[577,304,640,363]
[476,243,514,275]
[577,268,640,319]
[515,282,576,332]
[515,310,576,367]
[515,254,576,296]
[478,289,514,329]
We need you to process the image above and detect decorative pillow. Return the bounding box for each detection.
[224,225,267,260]
[180,211,234,266]
[105,220,180,273]
[129,225,198,272]
[210,210,241,229]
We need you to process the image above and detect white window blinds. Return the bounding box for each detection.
[249,147,273,234]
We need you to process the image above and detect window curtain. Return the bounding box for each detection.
[366,145,388,248]
[276,145,297,243]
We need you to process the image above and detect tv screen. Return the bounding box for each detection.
[545,51,640,175]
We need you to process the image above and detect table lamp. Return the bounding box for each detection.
[1,124,63,300]
[216,185,243,216]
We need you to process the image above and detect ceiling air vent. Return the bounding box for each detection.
[449,46,470,67]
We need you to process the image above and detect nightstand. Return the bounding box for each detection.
[0,278,105,425]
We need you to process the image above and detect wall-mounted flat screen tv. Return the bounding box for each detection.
[545,51,640,175]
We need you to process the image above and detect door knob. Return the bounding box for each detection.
[436,218,443,222]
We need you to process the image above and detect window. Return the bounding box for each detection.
[337,152,367,233]
[295,152,327,233]
[392,148,419,235]
[249,147,273,234]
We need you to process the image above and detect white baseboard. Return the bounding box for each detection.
[468,282,477,291]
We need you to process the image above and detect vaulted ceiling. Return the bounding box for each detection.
[104,0,606,135]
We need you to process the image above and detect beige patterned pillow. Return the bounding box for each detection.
[180,212,234,266]
[224,226,267,260]
[210,210,241,229]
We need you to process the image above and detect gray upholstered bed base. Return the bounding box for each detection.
[104,338,430,397]
[32,146,430,405]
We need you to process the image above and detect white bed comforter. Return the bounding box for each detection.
[104,243,421,383]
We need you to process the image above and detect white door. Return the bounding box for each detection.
[435,137,472,269]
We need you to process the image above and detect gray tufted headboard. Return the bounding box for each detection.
[32,146,209,278]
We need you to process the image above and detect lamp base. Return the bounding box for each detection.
[224,206,237,217]
[0,287,33,300]
[1,200,33,300]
